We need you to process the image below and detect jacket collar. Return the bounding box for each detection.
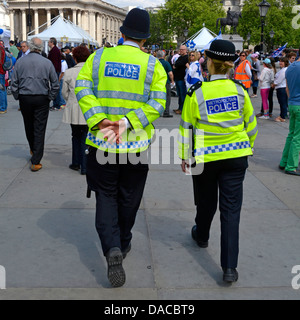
[210,74,228,81]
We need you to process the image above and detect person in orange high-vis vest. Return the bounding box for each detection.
[234,51,252,91]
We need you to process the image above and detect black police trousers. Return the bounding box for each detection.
[86,147,149,256]
[192,156,248,269]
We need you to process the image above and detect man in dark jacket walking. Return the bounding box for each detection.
[48,37,62,110]
[11,37,59,172]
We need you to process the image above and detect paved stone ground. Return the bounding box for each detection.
[0,90,299,300]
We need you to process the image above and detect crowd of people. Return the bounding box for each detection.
[0,6,299,289]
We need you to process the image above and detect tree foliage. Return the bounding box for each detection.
[237,0,299,49]
[148,0,299,50]
[148,0,225,47]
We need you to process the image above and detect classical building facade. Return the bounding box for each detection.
[7,0,127,45]
[222,0,245,12]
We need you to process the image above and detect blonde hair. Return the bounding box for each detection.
[211,58,234,74]
[188,50,197,63]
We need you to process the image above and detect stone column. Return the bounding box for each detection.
[10,10,15,41]
[89,11,96,39]
[77,10,82,28]
[107,16,111,42]
[59,9,64,19]
[72,9,77,25]
[21,9,27,40]
[96,14,102,45]
[84,11,89,32]
[34,10,39,34]
[47,10,51,27]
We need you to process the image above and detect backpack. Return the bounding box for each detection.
[2,51,16,71]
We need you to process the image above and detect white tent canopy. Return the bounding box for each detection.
[28,16,99,53]
[0,28,11,48]
[186,27,217,50]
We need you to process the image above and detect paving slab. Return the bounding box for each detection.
[0,92,299,300]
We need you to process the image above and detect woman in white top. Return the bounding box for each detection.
[185,50,204,91]
[258,58,274,119]
[273,57,289,122]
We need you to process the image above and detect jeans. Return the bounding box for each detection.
[175,80,187,111]
[0,74,7,112]
[280,105,300,171]
[276,88,288,119]
[252,80,259,95]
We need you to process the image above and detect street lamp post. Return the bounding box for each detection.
[269,28,275,51]
[183,28,189,43]
[28,0,32,33]
[258,0,271,56]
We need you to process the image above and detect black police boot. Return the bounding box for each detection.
[191,225,208,248]
[106,247,126,287]
[222,268,239,283]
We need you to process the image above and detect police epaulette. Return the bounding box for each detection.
[231,79,246,91]
[187,81,202,96]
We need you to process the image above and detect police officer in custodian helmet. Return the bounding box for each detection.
[75,8,167,287]
[178,40,258,283]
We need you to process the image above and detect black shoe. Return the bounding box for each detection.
[122,243,131,259]
[106,247,126,287]
[80,171,86,175]
[285,170,300,176]
[69,164,80,171]
[163,114,173,118]
[223,268,238,283]
[191,225,208,248]
[278,165,285,170]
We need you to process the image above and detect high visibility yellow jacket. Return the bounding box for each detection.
[75,44,167,153]
[178,76,257,163]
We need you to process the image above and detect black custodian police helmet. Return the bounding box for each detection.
[205,40,237,61]
[120,8,151,39]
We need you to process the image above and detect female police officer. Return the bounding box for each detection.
[178,40,257,283]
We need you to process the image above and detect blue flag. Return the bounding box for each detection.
[271,43,288,58]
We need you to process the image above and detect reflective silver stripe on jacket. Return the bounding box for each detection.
[194,141,251,156]
[84,106,136,121]
[93,90,166,102]
[76,88,94,102]
[87,132,151,150]
[95,90,148,102]
[134,108,149,127]
[92,48,104,95]
[234,83,245,116]
[180,119,193,129]
[146,99,164,115]
[144,55,156,97]
[246,126,258,137]
[75,80,93,88]
[150,91,166,100]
